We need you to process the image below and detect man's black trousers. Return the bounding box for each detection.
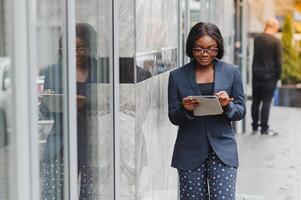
[251,79,277,133]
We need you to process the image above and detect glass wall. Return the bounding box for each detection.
[36,0,115,198]
[36,0,69,199]
[0,0,14,198]
[117,1,183,199]
[75,0,114,199]
[209,0,235,63]
[118,0,179,199]
[118,0,136,199]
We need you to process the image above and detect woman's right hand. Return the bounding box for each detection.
[77,95,87,111]
[182,96,199,112]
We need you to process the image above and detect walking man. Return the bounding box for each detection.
[251,18,282,136]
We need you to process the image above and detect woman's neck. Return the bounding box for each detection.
[195,61,214,84]
[195,62,214,72]
[76,64,89,82]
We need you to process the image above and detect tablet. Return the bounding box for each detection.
[42,94,63,113]
[189,95,223,116]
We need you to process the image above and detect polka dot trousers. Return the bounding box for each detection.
[41,159,98,200]
[178,148,237,200]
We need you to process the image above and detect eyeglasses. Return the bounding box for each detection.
[193,47,218,55]
[58,48,88,55]
[76,48,88,56]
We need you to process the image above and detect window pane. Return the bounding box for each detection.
[75,0,114,199]
[121,0,179,199]
[36,0,68,199]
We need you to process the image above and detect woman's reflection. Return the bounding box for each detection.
[41,23,98,199]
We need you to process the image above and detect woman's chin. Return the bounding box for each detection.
[197,61,211,67]
[76,61,83,66]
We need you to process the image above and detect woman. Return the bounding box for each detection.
[168,22,245,199]
[41,23,98,199]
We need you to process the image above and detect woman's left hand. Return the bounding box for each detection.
[215,91,232,107]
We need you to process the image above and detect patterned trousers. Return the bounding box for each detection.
[41,159,98,200]
[178,148,237,200]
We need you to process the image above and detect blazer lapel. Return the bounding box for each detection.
[213,59,223,94]
[185,60,201,95]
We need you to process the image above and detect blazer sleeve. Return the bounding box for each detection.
[223,67,246,121]
[168,71,194,126]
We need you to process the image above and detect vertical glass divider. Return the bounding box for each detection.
[63,0,78,199]
[12,0,34,199]
[27,0,40,199]
[113,0,120,199]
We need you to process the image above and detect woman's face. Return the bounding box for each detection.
[76,37,89,66]
[192,35,218,67]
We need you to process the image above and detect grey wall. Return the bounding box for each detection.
[135,72,178,199]
[119,72,178,200]
[119,0,179,199]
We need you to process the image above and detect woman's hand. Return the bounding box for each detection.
[182,96,199,112]
[215,91,233,107]
[77,95,87,111]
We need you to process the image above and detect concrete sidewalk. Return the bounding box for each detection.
[236,101,301,200]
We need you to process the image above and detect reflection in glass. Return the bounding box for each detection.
[36,1,66,199]
[0,0,14,198]
[135,48,177,82]
[127,0,179,199]
[75,1,114,199]
[75,0,114,199]
[39,23,102,199]
[38,34,65,200]
[74,23,100,199]
[0,57,12,199]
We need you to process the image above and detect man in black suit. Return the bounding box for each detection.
[251,18,282,136]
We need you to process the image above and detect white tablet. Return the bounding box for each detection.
[189,95,223,116]
[42,94,63,113]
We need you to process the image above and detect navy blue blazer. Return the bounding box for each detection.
[168,59,246,170]
[41,58,99,162]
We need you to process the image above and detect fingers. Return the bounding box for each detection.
[182,96,195,102]
[183,103,199,112]
[77,95,86,110]
[182,96,199,105]
[182,96,199,112]
[215,91,229,99]
[77,95,86,99]
[215,91,233,107]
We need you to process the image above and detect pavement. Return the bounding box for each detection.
[236,101,301,200]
